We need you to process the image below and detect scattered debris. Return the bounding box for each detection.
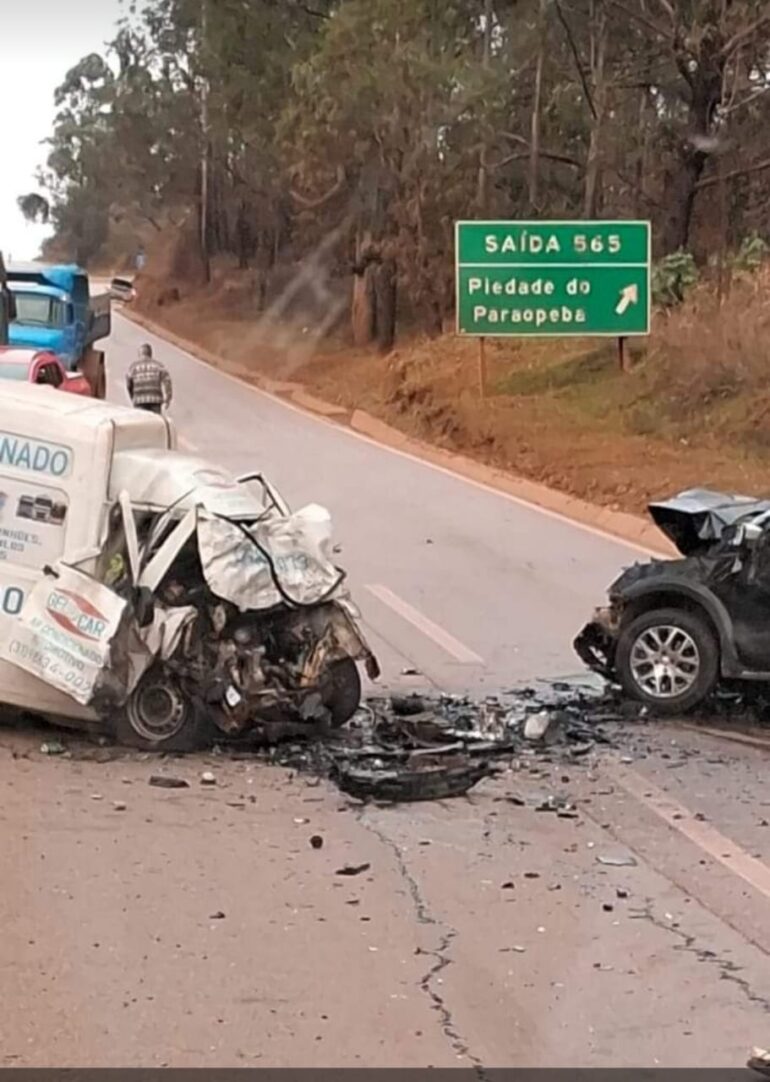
[310,835,324,850]
[35,680,650,811]
[616,888,629,899]
[523,710,564,743]
[258,680,624,804]
[90,793,103,801]
[597,853,638,867]
[602,902,615,912]
[113,801,127,812]
[748,1048,770,1078]
[335,863,371,877]
[209,910,226,920]
[40,741,66,756]
[149,775,190,789]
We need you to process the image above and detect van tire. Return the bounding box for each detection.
[322,659,362,728]
[113,666,213,752]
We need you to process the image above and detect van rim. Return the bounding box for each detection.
[127,678,189,742]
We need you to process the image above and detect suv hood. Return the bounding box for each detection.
[648,488,770,556]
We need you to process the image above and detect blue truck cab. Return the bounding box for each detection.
[6,263,110,398]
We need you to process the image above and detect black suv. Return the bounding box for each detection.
[574,488,770,714]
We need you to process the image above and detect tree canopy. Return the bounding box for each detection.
[22,0,770,344]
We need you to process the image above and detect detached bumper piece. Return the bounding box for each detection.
[573,620,616,680]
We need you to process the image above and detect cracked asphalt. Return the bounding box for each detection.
[2,720,769,1066]
[1,314,769,1066]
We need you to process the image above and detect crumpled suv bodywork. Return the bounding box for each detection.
[575,488,770,713]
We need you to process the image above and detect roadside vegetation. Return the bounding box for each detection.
[19,0,770,514]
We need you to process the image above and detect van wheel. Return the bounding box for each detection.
[322,659,362,727]
[616,608,719,715]
[113,666,213,752]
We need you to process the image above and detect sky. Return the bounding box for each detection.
[0,0,123,260]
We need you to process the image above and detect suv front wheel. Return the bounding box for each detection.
[615,607,719,715]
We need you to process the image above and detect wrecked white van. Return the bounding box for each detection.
[0,384,379,749]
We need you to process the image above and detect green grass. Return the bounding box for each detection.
[497,342,647,397]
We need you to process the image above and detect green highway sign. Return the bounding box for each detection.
[455,220,651,337]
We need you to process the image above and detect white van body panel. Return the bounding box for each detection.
[0,385,175,721]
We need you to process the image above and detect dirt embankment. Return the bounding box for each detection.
[130,258,770,516]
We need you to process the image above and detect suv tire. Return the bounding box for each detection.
[616,607,719,715]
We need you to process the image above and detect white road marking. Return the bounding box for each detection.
[366,584,484,665]
[116,313,658,559]
[609,764,770,902]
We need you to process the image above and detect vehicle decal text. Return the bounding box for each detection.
[0,434,72,478]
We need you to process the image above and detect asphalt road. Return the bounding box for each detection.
[1,312,769,1068]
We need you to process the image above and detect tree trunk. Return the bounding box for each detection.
[352,229,377,348]
[475,0,494,212]
[634,86,652,218]
[660,20,725,253]
[236,203,250,270]
[529,0,547,212]
[199,0,211,283]
[583,0,607,218]
[660,148,708,253]
[374,259,397,353]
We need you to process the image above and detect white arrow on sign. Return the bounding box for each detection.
[615,283,639,316]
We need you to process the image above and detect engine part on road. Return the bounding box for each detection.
[331,755,493,803]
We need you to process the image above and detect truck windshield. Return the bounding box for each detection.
[11,292,69,328]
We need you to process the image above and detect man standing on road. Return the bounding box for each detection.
[126,343,173,414]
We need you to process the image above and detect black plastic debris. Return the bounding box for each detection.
[229,679,629,805]
[149,775,190,789]
[331,755,491,804]
[309,834,324,850]
[335,863,371,877]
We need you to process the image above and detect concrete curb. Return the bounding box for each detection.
[121,304,675,557]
